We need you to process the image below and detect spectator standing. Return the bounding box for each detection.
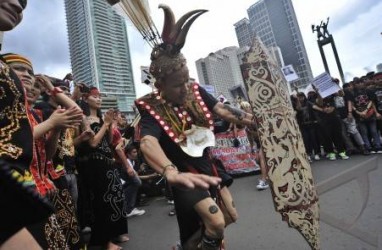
[341,83,369,155]
[4,54,84,248]
[238,100,269,190]
[348,78,382,153]
[81,87,127,250]
[294,92,321,161]
[34,78,83,207]
[372,77,382,134]
[124,144,146,217]
[311,88,349,160]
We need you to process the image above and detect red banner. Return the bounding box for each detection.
[210,129,259,175]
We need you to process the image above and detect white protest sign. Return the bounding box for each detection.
[312,72,341,98]
[282,64,299,82]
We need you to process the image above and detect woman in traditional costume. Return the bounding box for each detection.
[4,53,83,249]
[0,1,53,247]
[80,87,127,250]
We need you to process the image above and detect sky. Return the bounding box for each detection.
[2,0,382,98]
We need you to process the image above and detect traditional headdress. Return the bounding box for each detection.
[2,53,33,69]
[105,0,207,80]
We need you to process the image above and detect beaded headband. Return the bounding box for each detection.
[2,53,33,69]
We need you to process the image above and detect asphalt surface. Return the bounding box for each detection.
[96,154,382,250]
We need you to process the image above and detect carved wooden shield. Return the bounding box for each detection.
[241,36,320,249]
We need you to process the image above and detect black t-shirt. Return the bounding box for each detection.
[296,99,316,125]
[349,88,374,111]
[139,86,218,174]
[348,88,375,120]
[315,94,339,120]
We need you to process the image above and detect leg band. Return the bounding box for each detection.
[200,234,223,250]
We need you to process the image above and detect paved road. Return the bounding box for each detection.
[116,154,381,250]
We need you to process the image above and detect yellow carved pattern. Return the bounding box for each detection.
[242,37,320,250]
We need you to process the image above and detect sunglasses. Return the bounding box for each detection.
[19,0,27,9]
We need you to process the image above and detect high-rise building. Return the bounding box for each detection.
[64,0,136,112]
[196,46,247,102]
[234,18,253,49]
[377,63,382,73]
[234,0,313,89]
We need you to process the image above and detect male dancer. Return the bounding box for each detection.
[134,5,256,249]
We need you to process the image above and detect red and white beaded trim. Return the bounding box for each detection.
[137,93,182,143]
[191,84,215,131]
[137,84,215,144]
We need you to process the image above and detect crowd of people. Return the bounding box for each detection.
[2,51,183,249]
[0,1,255,250]
[292,73,382,162]
[2,1,381,250]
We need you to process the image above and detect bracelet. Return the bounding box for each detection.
[162,163,178,177]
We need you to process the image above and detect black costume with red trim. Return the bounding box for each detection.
[136,83,231,245]
[0,58,53,244]
[28,108,80,249]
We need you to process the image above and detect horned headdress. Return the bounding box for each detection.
[105,0,207,80]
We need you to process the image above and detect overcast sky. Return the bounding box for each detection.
[2,0,382,97]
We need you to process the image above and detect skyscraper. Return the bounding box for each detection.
[64,0,136,112]
[377,63,382,73]
[235,0,313,89]
[196,46,247,102]
[234,18,253,49]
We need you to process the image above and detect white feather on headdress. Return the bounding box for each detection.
[105,0,207,51]
[105,0,207,79]
[106,0,161,47]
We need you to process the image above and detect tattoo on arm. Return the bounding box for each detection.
[209,205,219,214]
[223,104,246,121]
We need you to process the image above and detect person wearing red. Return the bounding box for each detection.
[4,53,83,248]
[0,1,53,248]
[79,87,127,250]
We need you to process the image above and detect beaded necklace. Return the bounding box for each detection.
[162,104,187,134]
[136,83,215,144]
